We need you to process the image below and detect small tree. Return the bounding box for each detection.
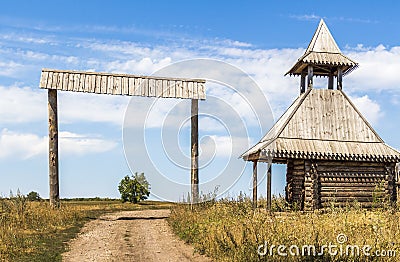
[118,173,150,203]
[26,191,41,201]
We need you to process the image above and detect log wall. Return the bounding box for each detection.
[286,159,305,209]
[285,159,397,210]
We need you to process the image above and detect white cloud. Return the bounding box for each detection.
[0,129,117,159]
[0,84,130,126]
[58,91,130,125]
[349,95,383,126]
[59,131,117,156]
[0,85,46,123]
[200,135,252,159]
[346,45,400,92]
[0,129,47,159]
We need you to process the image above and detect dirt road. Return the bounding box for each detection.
[63,209,211,262]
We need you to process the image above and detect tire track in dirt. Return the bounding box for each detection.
[63,209,211,262]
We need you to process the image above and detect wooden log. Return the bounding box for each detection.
[48,90,60,208]
[315,161,385,167]
[328,71,334,89]
[267,162,272,211]
[300,72,306,94]
[320,187,381,192]
[320,202,377,208]
[315,165,385,172]
[320,182,384,187]
[320,197,378,203]
[253,161,257,208]
[337,67,343,90]
[191,99,199,203]
[307,65,313,89]
[320,191,375,198]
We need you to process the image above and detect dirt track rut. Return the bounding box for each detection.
[62,209,211,262]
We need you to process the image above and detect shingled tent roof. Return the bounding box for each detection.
[286,19,358,76]
[241,88,400,163]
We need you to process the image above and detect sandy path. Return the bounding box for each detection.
[62,209,212,262]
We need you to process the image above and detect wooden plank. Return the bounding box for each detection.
[113,76,122,95]
[176,80,182,98]
[95,75,102,93]
[128,77,135,96]
[182,81,188,98]
[46,71,54,89]
[107,76,114,94]
[89,75,96,93]
[161,79,169,97]
[198,82,206,99]
[56,72,63,90]
[169,80,176,98]
[100,75,108,94]
[193,82,198,99]
[188,82,193,98]
[72,73,79,92]
[156,79,163,97]
[134,78,142,96]
[48,89,59,208]
[62,73,69,91]
[78,73,86,92]
[68,73,74,91]
[140,78,147,97]
[148,79,155,96]
[84,74,91,93]
[143,78,149,96]
[122,77,129,95]
[40,71,49,88]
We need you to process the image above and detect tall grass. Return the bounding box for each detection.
[168,197,400,261]
[0,194,83,261]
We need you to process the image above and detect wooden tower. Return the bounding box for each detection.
[242,19,400,210]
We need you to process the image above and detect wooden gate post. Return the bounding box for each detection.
[48,89,60,208]
[252,161,258,208]
[191,99,199,203]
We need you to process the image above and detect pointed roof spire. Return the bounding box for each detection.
[286,19,358,76]
[306,19,341,53]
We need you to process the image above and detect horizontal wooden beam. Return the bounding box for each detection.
[39,68,206,100]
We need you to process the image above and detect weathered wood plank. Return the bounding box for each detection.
[78,73,86,92]
[143,78,149,96]
[122,76,129,95]
[106,76,114,94]
[156,79,163,97]
[128,77,135,96]
[148,79,155,97]
[176,80,182,98]
[113,76,122,95]
[95,75,102,93]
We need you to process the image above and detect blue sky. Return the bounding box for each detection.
[1,1,400,200]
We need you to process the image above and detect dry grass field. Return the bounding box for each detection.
[169,197,400,261]
[0,195,170,261]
